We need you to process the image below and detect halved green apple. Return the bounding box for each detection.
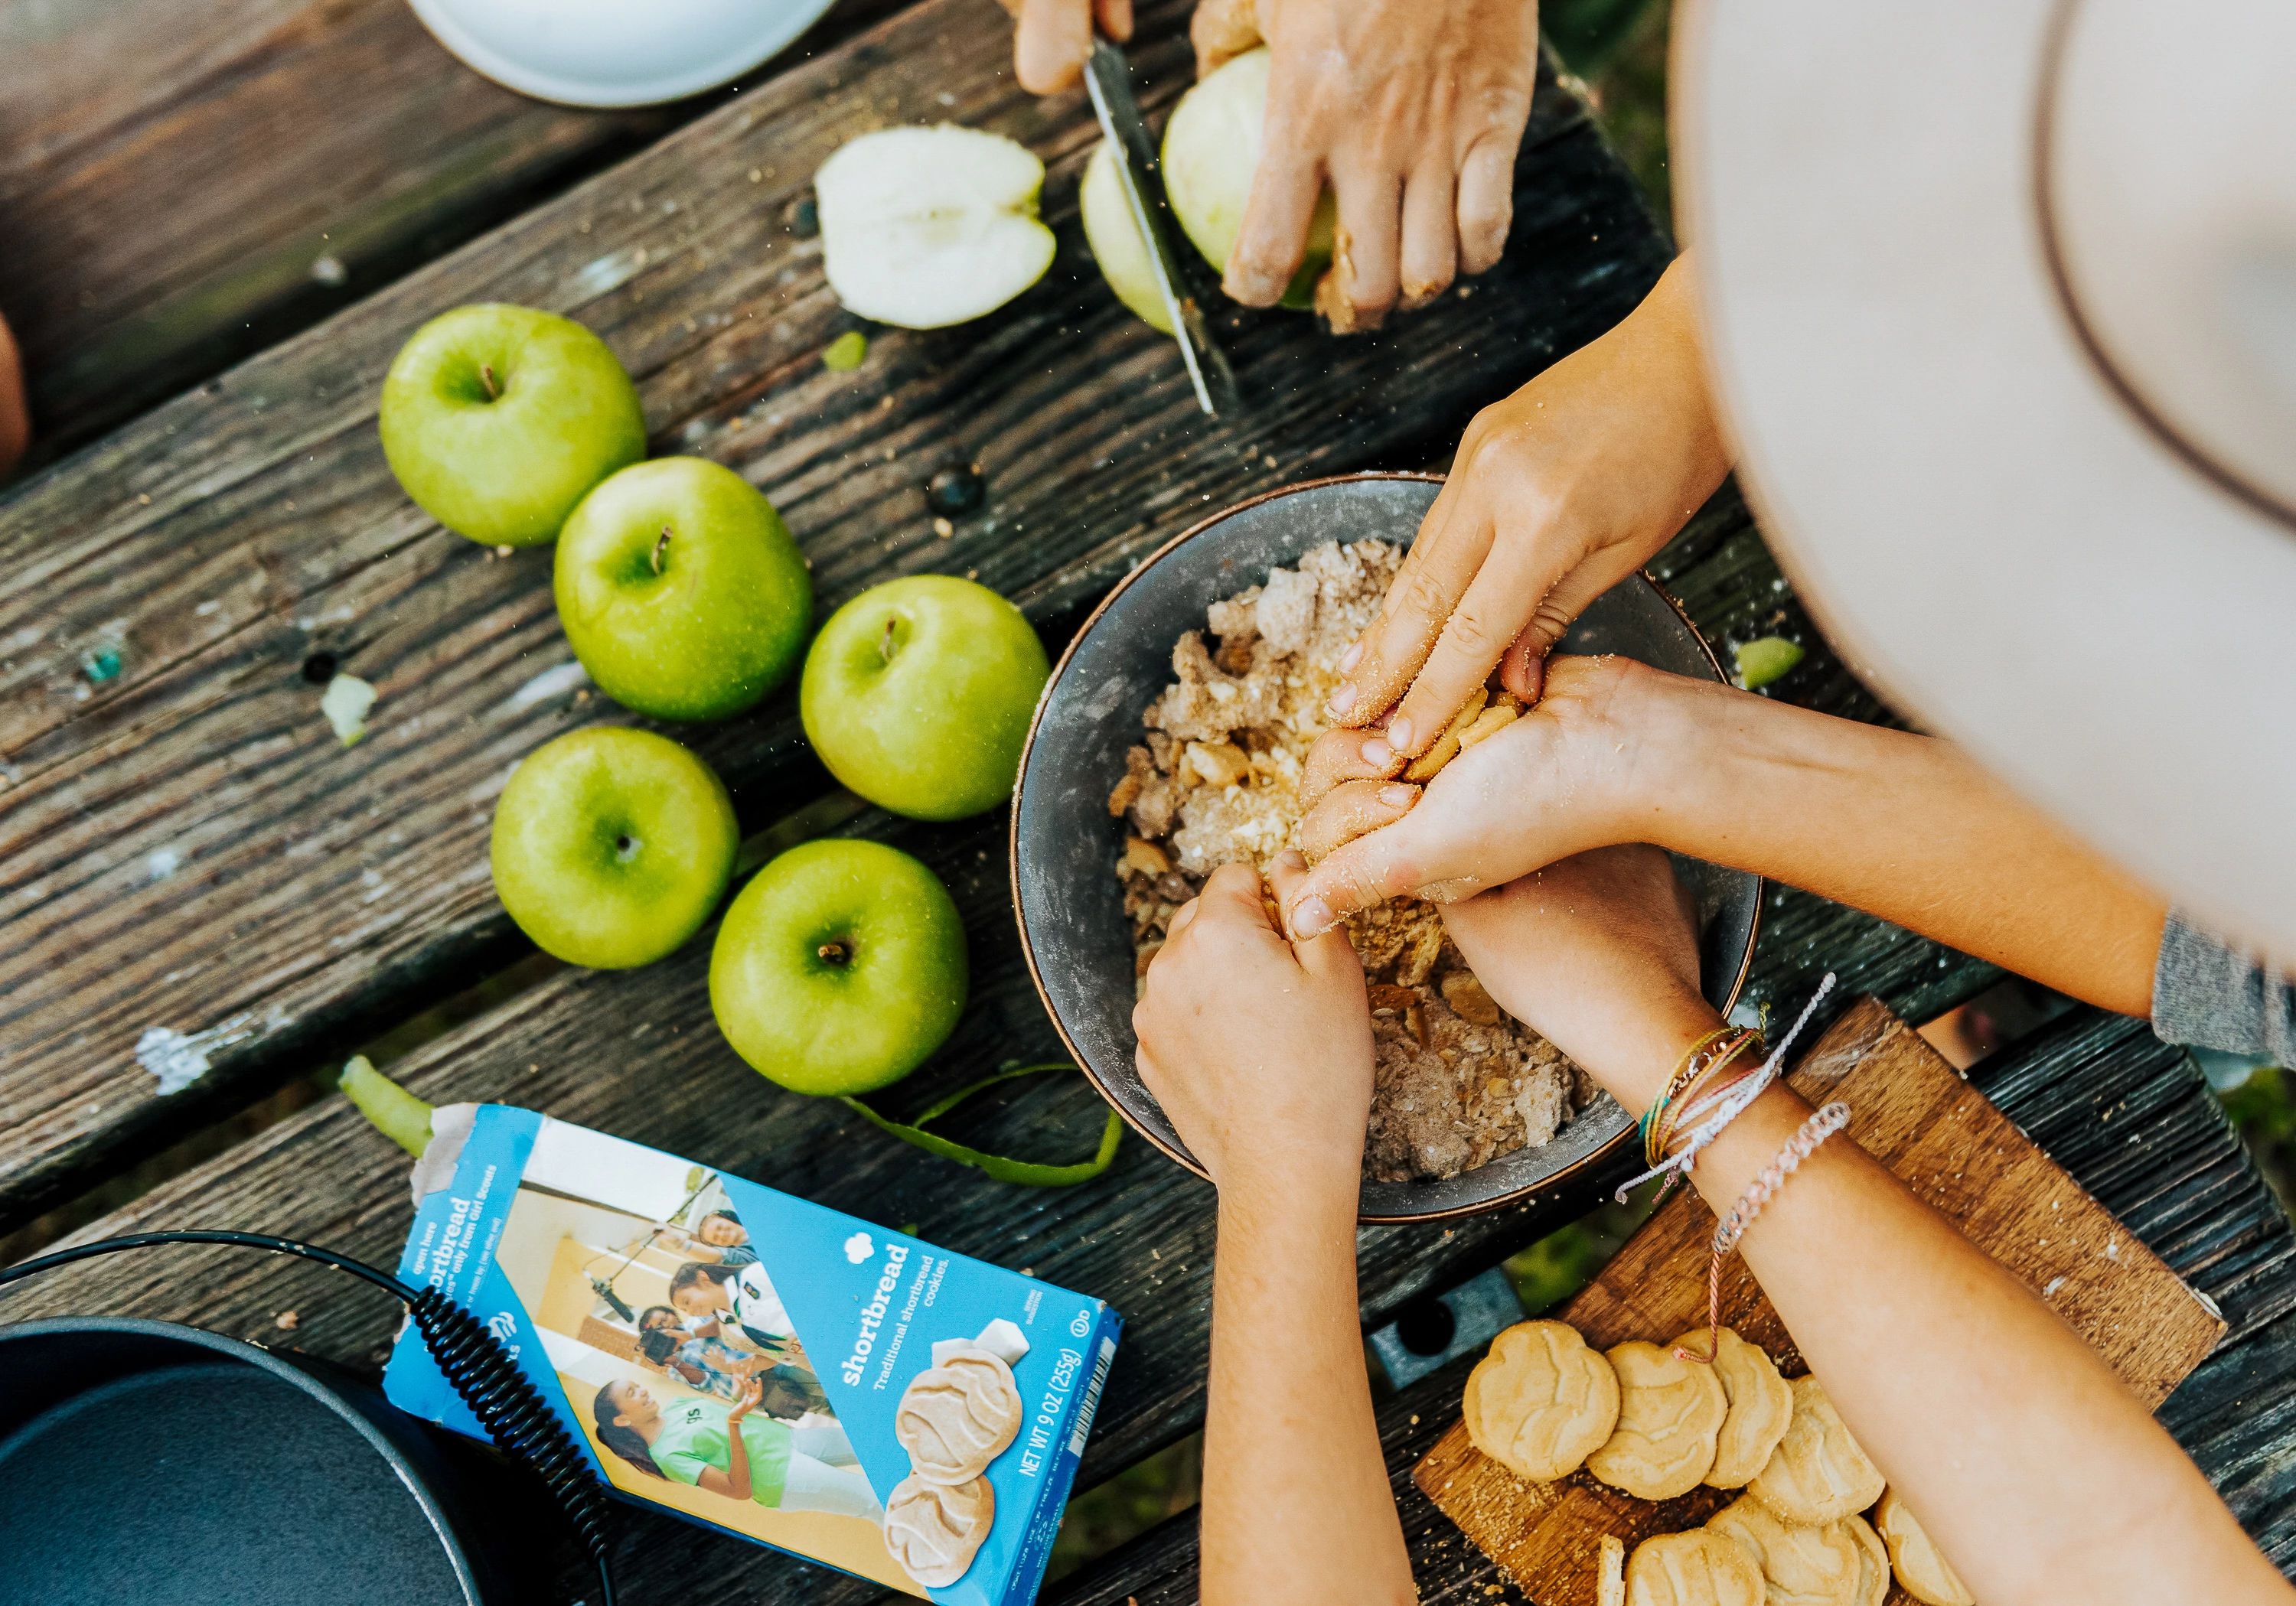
[814,125,1057,329]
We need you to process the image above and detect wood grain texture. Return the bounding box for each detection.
[0,0,909,458]
[0,0,1692,1228]
[1414,999,2226,1606]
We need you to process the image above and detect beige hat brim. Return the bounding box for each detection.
[1678,0,2296,966]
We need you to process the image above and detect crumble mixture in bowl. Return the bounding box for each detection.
[1011,473,1760,1222]
[1109,538,1590,1183]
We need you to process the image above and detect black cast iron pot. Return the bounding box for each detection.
[0,1316,538,1606]
[1011,473,1761,1222]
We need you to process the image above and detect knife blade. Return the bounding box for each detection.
[1081,37,1241,417]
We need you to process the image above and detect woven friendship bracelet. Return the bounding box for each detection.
[1638,1025,1761,1168]
[1678,1098,1854,1365]
[1613,972,1839,1205]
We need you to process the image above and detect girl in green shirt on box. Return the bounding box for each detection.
[592,1376,880,1521]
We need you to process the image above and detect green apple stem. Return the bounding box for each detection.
[879,617,899,665]
[651,524,671,575]
[478,362,501,402]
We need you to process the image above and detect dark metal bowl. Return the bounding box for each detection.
[1012,474,1760,1222]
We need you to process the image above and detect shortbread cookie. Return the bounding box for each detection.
[895,1346,1022,1484]
[1748,1376,1884,1523]
[1597,1534,1628,1606]
[1625,1529,1764,1606]
[1672,1327,1794,1490]
[1874,1489,1974,1606]
[884,1474,993,1588]
[1841,1513,1889,1606]
[1587,1340,1728,1500]
[1704,1496,1861,1606]
[1464,1321,1622,1481]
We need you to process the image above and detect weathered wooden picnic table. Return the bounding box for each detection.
[5,0,2296,1600]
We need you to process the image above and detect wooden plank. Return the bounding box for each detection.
[0,0,908,458]
[1413,1000,2225,1604]
[0,0,1684,1226]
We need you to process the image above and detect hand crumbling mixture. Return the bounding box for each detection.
[1110,538,1592,1183]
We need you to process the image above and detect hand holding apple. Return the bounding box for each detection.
[555,458,813,721]
[380,304,645,547]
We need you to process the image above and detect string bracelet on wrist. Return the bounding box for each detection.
[1677,1099,1853,1364]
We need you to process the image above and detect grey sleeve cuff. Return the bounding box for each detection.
[2152,911,2296,1062]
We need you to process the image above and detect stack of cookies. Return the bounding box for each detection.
[885,1344,1026,1587]
[1464,1320,1975,1606]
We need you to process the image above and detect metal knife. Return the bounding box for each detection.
[1081,37,1241,417]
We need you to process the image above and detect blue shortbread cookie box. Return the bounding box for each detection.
[383,1106,1121,1606]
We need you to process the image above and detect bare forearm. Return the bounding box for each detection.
[1202,1187,1414,1606]
[1635,674,2166,1014]
[1690,1083,2286,1606]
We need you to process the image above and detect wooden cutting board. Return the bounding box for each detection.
[1414,998,2226,1606]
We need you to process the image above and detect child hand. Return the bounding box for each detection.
[1288,653,1684,937]
[1133,852,1373,1204]
[1438,846,1721,1113]
[726,1376,765,1423]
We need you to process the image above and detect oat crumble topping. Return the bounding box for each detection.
[1111,539,1588,1183]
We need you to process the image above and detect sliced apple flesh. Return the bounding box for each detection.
[1080,140,1176,334]
[814,125,1058,330]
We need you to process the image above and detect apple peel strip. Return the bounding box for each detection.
[840,1063,1122,1187]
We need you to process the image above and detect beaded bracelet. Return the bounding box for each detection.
[1676,1099,1854,1365]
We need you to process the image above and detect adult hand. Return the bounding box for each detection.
[0,313,28,478]
[1133,852,1373,1201]
[1323,258,1730,754]
[1287,653,1684,938]
[1202,0,1541,329]
[996,0,1133,95]
[1438,846,1717,1111]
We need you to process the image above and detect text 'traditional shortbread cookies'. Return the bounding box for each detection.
[1748,1376,1885,1525]
[1841,1513,1889,1606]
[1587,1340,1728,1500]
[1465,1320,1622,1481]
[1625,1529,1765,1606]
[884,1473,995,1588]
[1704,1495,1861,1606]
[895,1346,1023,1484]
[1874,1489,1975,1606]
[1598,1533,1629,1606]
[1672,1326,1793,1490]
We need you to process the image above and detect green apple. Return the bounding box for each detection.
[1079,141,1176,334]
[814,125,1057,329]
[554,458,813,722]
[380,303,645,548]
[489,726,737,969]
[800,575,1049,821]
[709,838,967,1094]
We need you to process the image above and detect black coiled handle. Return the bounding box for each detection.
[406,1287,618,1604]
